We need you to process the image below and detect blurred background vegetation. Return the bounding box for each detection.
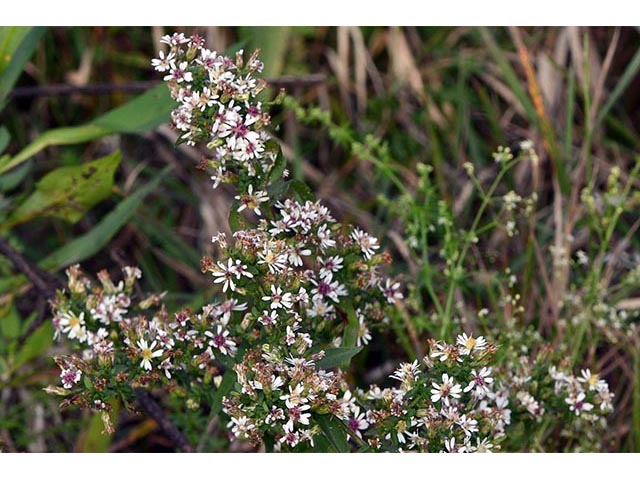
[1,26,639,452]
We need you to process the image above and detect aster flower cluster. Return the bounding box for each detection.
[202,190,400,450]
[484,340,615,451]
[221,348,349,450]
[48,265,240,422]
[203,196,396,347]
[152,32,278,192]
[504,351,613,419]
[354,335,509,452]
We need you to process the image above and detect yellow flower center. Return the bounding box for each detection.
[465,337,477,350]
[142,348,153,361]
[245,196,258,210]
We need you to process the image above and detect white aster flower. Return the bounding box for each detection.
[137,339,164,371]
[211,258,237,292]
[235,184,269,216]
[350,227,380,260]
[60,368,82,389]
[456,333,487,355]
[430,373,462,406]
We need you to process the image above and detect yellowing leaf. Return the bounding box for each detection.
[3,151,121,229]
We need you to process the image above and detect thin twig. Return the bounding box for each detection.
[8,74,327,100]
[0,237,64,297]
[134,388,194,453]
[0,236,65,344]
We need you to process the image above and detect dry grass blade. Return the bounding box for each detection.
[349,27,368,115]
[509,27,567,193]
[537,28,569,115]
[387,26,425,101]
[590,28,621,125]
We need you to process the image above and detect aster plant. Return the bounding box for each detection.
[45,33,615,453]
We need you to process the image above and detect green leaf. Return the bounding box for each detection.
[3,151,121,229]
[0,159,31,192]
[238,27,291,77]
[316,347,363,370]
[266,179,290,202]
[0,27,46,109]
[267,155,287,185]
[14,321,53,371]
[0,125,110,175]
[0,27,31,73]
[0,84,173,175]
[0,126,9,154]
[290,179,315,203]
[634,349,640,452]
[228,200,246,232]
[595,46,640,129]
[477,27,537,125]
[93,85,174,133]
[315,415,350,453]
[340,300,359,351]
[210,369,236,417]
[0,301,20,341]
[40,166,172,270]
[77,403,120,452]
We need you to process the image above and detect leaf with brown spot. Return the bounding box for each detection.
[2,150,121,229]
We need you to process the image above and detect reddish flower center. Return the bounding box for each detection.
[231,123,249,138]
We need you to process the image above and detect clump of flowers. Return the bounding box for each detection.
[152,32,279,195]
[46,33,401,450]
[48,266,238,420]
[494,344,615,451]
[355,335,508,452]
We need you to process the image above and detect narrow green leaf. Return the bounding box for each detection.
[564,67,576,160]
[238,27,291,77]
[0,84,173,175]
[267,155,287,185]
[0,27,46,109]
[78,403,120,452]
[228,200,245,232]
[315,415,350,453]
[0,159,31,192]
[340,300,359,350]
[595,46,640,129]
[0,301,20,341]
[0,125,110,174]
[290,179,315,203]
[0,27,31,73]
[210,369,236,417]
[4,151,121,228]
[93,85,173,133]
[266,179,290,202]
[0,301,22,360]
[0,126,9,154]
[316,347,363,370]
[134,213,202,268]
[13,321,53,371]
[0,167,172,295]
[634,348,640,452]
[477,27,537,123]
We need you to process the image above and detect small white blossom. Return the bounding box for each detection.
[136,339,164,371]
